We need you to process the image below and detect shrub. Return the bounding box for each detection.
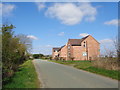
[92,57,119,70]
[2,24,32,85]
[54,57,59,61]
[70,57,75,61]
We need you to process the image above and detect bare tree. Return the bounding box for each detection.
[102,36,119,58]
[112,36,118,57]
[103,46,116,58]
[16,34,32,53]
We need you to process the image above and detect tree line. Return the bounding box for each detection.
[2,24,32,85]
[33,54,52,60]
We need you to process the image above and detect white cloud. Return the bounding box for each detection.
[27,35,38,40]
[79,33,89,37]
[99,39,113,53]
[99,39,113,44]
[46,45,52,47]
[58,32,65,36]
[35,2,46,11]
[0,3,16,16]
[32,45,53,55]
[104,19,119,26]
[99,39,116,56]
[45,3,97,25]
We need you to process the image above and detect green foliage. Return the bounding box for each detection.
[33,54,44,59]
[0,33,2,69]
[74,61,92,69]
[3,60,40,88]
[2,24,32,85]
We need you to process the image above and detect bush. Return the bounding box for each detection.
[2,24,32,85]
[92,57,119,70]
[54,57,59,61]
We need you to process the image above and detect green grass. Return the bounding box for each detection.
[4,60,40,88]
[49,60,120,80]
[74,64,120,80]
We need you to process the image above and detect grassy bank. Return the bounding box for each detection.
[4,60,40,88]
[49,60,120,80]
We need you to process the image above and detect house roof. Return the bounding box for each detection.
[68,35,89,46]
[59,45,65,50]
[53,45,66,51]
[52,35,99,50]
[68,39,83,46]
[53,48,60,51]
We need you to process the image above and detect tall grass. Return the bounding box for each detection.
[92,58,119,70]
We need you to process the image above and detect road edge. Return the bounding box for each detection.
[32,60,45,88]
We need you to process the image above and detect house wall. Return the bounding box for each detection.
[52,35,100,60]
[72,46,87,60]
[80,36,100,60]
[52,50,59,59]
[68,36,100,60]
[67,42,73,60]
[59,45,67,60]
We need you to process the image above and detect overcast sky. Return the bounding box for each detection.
[2,2,118,55]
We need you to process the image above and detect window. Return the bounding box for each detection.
[83,52,87,56]
[68,53,70,55]
[83,44,86,47]
[83,41,86,47]
[68,46,70,49]
[55,50,58,52]
[68,52,70,56]
[68,44,70,48]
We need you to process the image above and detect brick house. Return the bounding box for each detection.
[52,48,60,60]
[52,35,100,60]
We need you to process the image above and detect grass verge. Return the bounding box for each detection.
[3,60,40,88]
[49,60,120,80]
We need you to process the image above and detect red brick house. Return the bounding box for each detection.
[52,48,60,59]
[52,35,100,60]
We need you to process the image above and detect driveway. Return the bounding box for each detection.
[33,59,118,88]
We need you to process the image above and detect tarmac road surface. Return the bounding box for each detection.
[33,59,118,88]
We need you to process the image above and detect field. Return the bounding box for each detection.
[3,60,40,88]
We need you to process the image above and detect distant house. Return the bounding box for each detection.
[52,35,100,60]
[52,48,60,59]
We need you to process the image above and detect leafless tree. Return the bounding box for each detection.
[16,34,32,53]
[112,36,118,57]
[103,46,116,58]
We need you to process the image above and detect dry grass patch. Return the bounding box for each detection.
[92,58,119,71]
